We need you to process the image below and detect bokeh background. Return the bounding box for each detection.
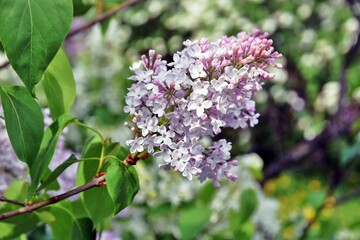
[1,0,360,239]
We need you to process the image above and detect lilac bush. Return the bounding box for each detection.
[124,30,282,187]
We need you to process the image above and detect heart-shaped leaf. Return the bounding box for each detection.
[106,157,139,214]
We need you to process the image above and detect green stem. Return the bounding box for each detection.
[74,121,106,173]
[74,120,104,143]
[97,143,106,173]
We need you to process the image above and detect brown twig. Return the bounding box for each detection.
[0,175,105,220]
[0,60,10,69]
[0,0,142,70]
[260,107,359,184]
[66,0,141,39]
[334,0,360,122]
[0,196,25,207]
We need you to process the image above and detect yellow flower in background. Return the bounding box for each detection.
[309,179,321,190]
[282,226,294,239]
[264,179,276,195]
[303,205,316,222]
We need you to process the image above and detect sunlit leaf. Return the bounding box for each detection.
[0,0,73,93]
[42,49,76,119]
[34,211,56,224]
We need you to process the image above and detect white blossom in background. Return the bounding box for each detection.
[334,229,360,240]
[124,30,282,187]
[134,158,202,207]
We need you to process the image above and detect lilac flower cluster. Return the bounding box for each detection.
[124,30,282,187]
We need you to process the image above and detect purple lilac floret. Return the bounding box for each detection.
[124,30,282,187]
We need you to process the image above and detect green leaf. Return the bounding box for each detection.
[82,185,114,226]
[106,157,139,214]
[38,154,79,192]
[73,0,91,16]
[27,114,76,200]
[238,188,258,224]
[231,222,252,240]
[0,181,38,239]
[0,213,39,239]
[48,202,84,240]
[0,86,44,166]
[3,180,29,204]
[76,136,102,186]
[71,218,96,240]
[70,199,89,219]
[340,140,360,166]
[34,211,56,224]
[197,182,216,204]
[105,141,128,160]
[0,0,73,93]
[179,205,211,240]
[42,167,61,191]
[42,48,76,119]
[76,137,113,226]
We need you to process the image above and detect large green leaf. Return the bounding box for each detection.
[76,136,114,226]
[0,0,73,93]
[48,202,89,240]
[42,49,76,119]
[0,86,44,166]
[106,157,139,215]
[82,185,114,227]
[71,218,96,240]
[27,114,76,199]
[76,136,102,186]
